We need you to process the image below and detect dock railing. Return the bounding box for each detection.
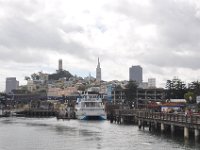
[137,111,200,125]
[111,108,200,125]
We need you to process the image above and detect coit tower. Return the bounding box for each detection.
[58,59,63,71]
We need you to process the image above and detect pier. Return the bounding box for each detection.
[16,109,57,117]
[109,109,137,124]
[14,106,76,119]
[110,109,200,140]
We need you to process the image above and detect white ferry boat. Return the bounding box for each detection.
[75,93,107,120]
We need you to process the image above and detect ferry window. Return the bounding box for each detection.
[95,102,100,107]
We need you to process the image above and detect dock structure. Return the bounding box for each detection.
[137,111,200,140]
[16,109,57,117]
[56,107,75,120]
[110,109,137,124]
[110,109,200,140]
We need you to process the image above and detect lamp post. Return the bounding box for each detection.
[112,85,116,105]
[114,87,116,105]
[136,89,138,109]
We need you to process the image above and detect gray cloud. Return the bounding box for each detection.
[1,0,200,90]
[0,16,83,48]
[106,0,200,70]
[152,0,200,48]
[61,24,84,33]
[0,16,92,63]
[0,46,46,63]
[139,49,200,69]
[0,0,93,64]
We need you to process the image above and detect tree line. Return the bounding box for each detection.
[124,77,200,108]
[165,77,200,104]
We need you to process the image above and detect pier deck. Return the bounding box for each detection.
[137,111,200,129]
[110,109,200,139]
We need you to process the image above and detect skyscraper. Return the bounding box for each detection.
[5,77,19,94]
[96,58,101,82]
[129,65,143,84]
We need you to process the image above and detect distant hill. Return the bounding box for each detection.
[48,70,73,81]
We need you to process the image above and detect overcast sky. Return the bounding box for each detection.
[1,0,200,91]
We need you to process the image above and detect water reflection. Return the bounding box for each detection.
[0,118,200,150]
[139,127,200,149]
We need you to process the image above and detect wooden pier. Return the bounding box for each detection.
[110,109,200,140]
[16,109,57,117]
[110,109,137,124]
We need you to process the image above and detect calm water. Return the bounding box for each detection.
[0,117,199,150]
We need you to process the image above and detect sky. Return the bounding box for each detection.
[1,0,200,91]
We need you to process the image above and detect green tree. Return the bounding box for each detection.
[189,81,200,96]
[165,80,173,99]
[31,73,40,80]
[48,70,73,81]
[77,85,86,92]
[184,91,195,104]
[124,81,138,108]
[24,76,30,81]
[165,77,186,99]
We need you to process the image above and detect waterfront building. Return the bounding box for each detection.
[148,78,156,88]
[106,84,113,102]
[96,58,101,82]
[136,88,165,108]
[111,85,126,104]
[27,80,37,92]
[5,77,19,94]
[11,92,46,102]
[129,65,143,84]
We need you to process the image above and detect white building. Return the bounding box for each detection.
[148,78,156,88]
[38,72,48,81]
[27,80,37,92]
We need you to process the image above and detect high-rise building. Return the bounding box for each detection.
[148,78,156,88]
[96,58,101,82]
[5,77,19,94]
[129,65,143,84]
[58,59,63,71]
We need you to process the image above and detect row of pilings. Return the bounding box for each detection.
[137,119,200,142]
[107,105,138,124]
[107,107,200,141]
[16,109,57,117]
[15,107,76,119]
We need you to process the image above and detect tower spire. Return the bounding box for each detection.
[96,57,101,82]
[97,57,100,67]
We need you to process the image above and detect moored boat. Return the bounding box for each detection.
[75,93,106,120]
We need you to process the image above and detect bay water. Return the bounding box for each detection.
[0,117,199,150]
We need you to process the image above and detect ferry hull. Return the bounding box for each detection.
[76,115,107,120]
